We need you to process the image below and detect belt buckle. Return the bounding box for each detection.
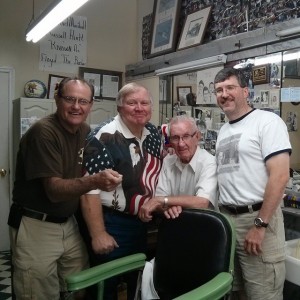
[42,213,48,221]
[248,205,254,213]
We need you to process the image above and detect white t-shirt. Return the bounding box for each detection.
[216,109,291,206]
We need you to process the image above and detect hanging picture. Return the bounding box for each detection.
[149,0,181,57]
[177,6,212,51]
[177,86,191,105]
[252,64,269,84]
[196,66,222,105]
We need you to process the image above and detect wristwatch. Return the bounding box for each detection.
[254,217,268,228]
[163,197,169,208]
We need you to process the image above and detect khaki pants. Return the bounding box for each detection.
[221,207,285,300]
[10,216,89,300]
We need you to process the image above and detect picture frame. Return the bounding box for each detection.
[177,6,212,51]
[177,86,191,105]
[260,90,270,106]
[149,0,181,57]
[252,64,269,85]
[47,74,66,99]
[79,67,122,100]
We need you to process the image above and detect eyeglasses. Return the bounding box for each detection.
[169,132,196,144]
[214,85,241,96]
[61,95,93,106]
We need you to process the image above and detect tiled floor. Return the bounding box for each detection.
[0,251,12,300]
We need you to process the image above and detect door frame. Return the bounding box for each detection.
[0,67,15,201]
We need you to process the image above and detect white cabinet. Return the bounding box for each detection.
[12,97,117,177]
[12,98,56,174]
[88,100,117,128]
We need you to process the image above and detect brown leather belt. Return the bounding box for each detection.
[222,202,263,215]
[23,208,69,223]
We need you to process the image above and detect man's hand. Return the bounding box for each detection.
[94,169,123,192]
[164,205,182,219]
[139,197,163,222]
[91,230,119,255]
[244,226,265,256]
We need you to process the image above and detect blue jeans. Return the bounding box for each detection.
[88,210,147,300]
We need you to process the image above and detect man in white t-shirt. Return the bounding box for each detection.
[214,68,291,300]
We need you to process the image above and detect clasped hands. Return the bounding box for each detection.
[95,169,123,192]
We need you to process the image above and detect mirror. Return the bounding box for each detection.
[158,52,284,156]
[282,49,300,171]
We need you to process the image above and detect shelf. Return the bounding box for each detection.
[282,207,300,216]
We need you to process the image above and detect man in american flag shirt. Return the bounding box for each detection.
[79,82,162,300]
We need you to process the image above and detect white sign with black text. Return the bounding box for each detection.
[39,16,87,73]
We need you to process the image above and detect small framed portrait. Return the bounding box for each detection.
[177,86,192,106]
[260,90,270,106]
[252,64,270,85]
[177,6,212,51]
[47,74,66,99]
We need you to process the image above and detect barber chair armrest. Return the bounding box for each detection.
[66,253,146,292]
[173,272,233,300]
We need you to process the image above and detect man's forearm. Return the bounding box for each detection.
[80,194,106,238]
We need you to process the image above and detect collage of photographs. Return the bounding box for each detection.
[142,0,300,59]
[172,59,290,155]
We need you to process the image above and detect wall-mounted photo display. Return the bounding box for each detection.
[269,89,280,108]
[149,0,181,57]
[177,6,212,51]
[286,111,298,132]
[260,90,270,107]
[177,86,191,105]
[196,66,222,104]
[47,74,66,99]
[252,64,270,85]
[79,67,122,100]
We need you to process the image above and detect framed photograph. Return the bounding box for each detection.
[79,67,122,100]
[177,6,212,51]
[252,64,269,85]
[177,86,191,105]
[47,74,66,99]
[149,0,181,57]
[260,90,270,106]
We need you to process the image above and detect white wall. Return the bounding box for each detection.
[0,0,139,98]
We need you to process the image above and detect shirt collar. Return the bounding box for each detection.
[116,114,150,141]
[174,146,200,172]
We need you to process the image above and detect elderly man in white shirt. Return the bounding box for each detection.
[139,115,217,222]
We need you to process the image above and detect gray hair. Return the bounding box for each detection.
[116,82,153,106]
[169,115,198,135]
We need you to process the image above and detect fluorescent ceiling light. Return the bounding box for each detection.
[26,0,90,43]
[276,26,300,37]
[254,53,282,66]
[234,59,255,69]
[155,54,227,76]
